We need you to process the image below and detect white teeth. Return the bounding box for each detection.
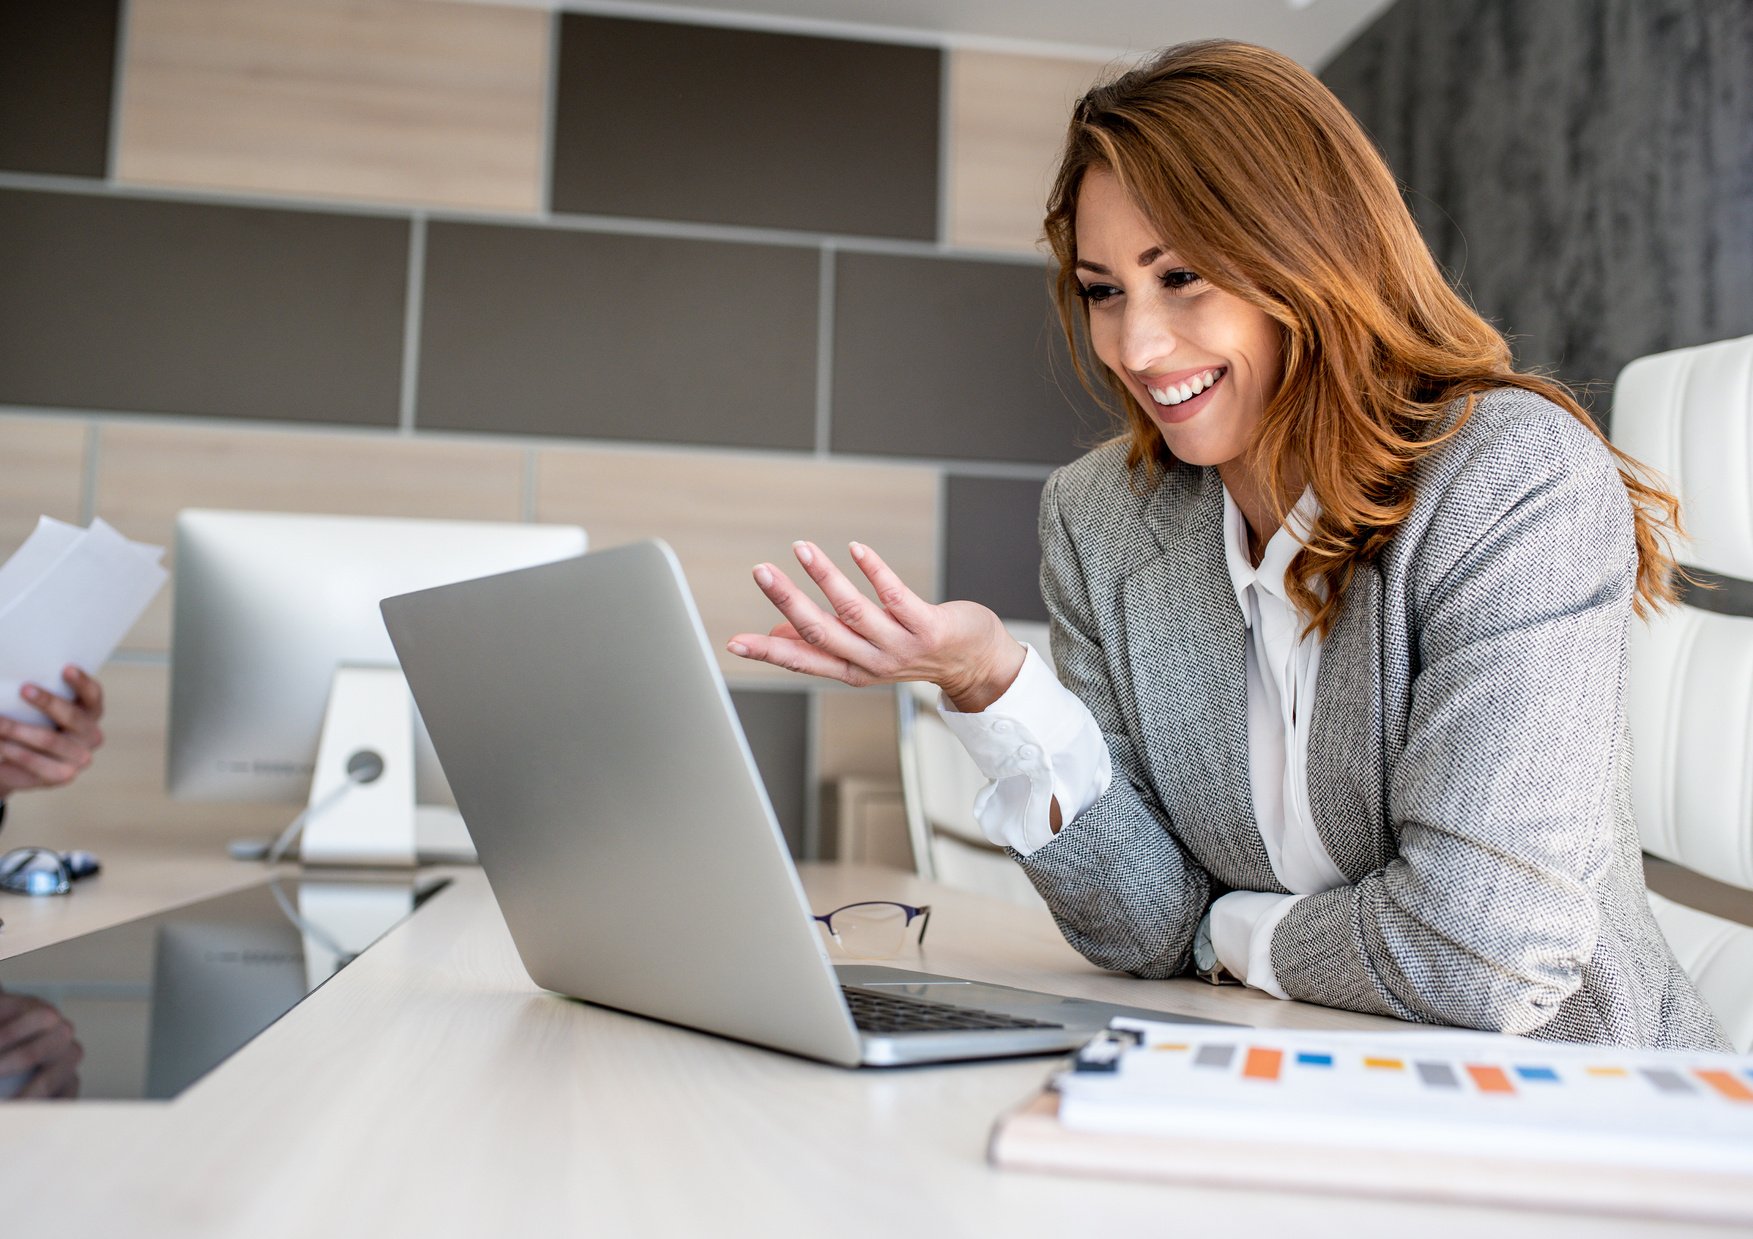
[1148,367,1224,406]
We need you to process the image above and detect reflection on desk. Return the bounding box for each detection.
[0,876,444,1099]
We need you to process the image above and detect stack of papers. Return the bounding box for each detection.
[0,516,167,726]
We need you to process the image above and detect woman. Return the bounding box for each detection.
[727,41,1726,1049]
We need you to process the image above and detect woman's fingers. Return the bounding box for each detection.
[746,560,876,665]
[725,632,869,686]
[788,541,904,644]
[847,542,932,632]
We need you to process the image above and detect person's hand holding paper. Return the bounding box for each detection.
[0,516,166,804]
[0,665,106,796]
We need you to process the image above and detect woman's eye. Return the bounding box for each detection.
[1162,268,1203,291]
[1077,282,1121,304]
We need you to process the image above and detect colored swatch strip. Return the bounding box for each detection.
[1170,1042,1753,1105]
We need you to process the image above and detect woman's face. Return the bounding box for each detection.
[1073,169,1283,469]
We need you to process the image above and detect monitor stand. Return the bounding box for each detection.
[298,665,428,867]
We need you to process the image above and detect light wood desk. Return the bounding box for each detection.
[0,836,1732,1238]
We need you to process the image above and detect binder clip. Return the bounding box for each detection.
[1072,1025,1142,1073]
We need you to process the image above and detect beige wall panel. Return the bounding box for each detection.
[816,687,900,783]
[94,422,528,651]
[0,415,88,553]
[115,0,550,213]
[0,662,288,849]
[946,50,1110,253]
[535,447,938,684]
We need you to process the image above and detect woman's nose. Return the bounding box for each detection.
[1119,305,1176,376]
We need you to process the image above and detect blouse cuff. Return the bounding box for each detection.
[1209,890,1306,1000]
[935,644,1112,857]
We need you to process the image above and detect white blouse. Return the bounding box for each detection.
[938,484,1350,998]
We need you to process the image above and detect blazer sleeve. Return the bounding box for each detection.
[1010,467,1214,979]
[1269,414,1633,1034]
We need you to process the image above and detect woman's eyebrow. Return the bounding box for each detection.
[1075,247,1175,276]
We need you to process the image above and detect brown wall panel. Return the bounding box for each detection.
[830,252,1106,464]
[946,50,1106,253]
[0,0,118,178]
[0,416,90,556]
[552,15,939,238]
[115,0,549,213]
[418,221,818,449]
[0,189,408,426]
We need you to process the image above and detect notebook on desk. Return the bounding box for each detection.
[990,1017,1753,1225]
[381,539,1232,1067]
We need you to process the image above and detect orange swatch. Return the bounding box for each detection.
[1466,1064,1515,1094]
[1695,1070,1753,1103]
[1242,1047,1283,1081]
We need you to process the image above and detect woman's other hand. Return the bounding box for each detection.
[0,666,106,798]
[727,541,1026,713]
[0,988,84,1100]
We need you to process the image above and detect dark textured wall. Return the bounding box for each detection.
[1322,0,1753,419]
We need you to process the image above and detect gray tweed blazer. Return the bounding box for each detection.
[1021,387,1728,1050]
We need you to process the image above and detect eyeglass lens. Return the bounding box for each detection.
[815,902,923,959]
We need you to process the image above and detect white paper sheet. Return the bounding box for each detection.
[0,516,167,726]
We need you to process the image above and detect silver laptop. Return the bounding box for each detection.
[380,540,1230,1067]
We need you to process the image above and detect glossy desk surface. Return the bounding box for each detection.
[0,838,1730,1238]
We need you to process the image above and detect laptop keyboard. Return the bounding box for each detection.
[841,985,1065,1034]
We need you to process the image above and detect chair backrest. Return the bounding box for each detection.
[1612,333,1753,1048]
[896,621,1050,907]
[1613,334,1753,886]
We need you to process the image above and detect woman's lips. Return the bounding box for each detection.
[1144,368,1225,425]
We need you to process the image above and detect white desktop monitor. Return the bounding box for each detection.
[167,510,587,862]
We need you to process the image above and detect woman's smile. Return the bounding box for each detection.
[1143,365,1227,424]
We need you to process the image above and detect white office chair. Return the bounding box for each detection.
[1613,332,1753,1050]
[897,620,1051,907]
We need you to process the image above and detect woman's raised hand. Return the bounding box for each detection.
[726,541,1026,714]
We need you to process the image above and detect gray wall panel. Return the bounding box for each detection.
[1323,0,1753,418]
[0,189,406,424]
[944,475,1048,623]
[552,16,940,239]
[0,0,117,178]
[830,253,1108,464]
[729,688,809,858]
[417,221,818,448]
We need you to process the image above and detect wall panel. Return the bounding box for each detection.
[0,0,118,178]
[551,15,939,238]
[0,189,407,426]
[946,50,1108,253]
[418,221,819,449]
[831,252,1104,464]
[0,416,90,556]
[115,0,549,213]
[944,475,1048,623]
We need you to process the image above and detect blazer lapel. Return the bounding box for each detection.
[1308,561,1389,880]
[1121,466,1277,891]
